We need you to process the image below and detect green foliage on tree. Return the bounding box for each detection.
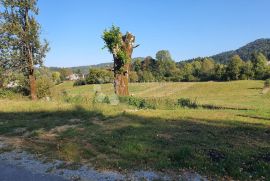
[59,68,73,81]
[213,64,226,81]
[86,68,113,84]
[36,76,54,99]
[102,25,130,71]
[156,50,173,62]
[132,58,143,72]
[251,52,268,79]
[102,25,137,96]
[0,0,49,99]
[52,72,61,84]
[129,50,269,82]
[240,61,254,80]
[226,55,244,80]
[138,71,155,82]
[181,63,196,81]
[129,71,139,83]
[200,58,215,80]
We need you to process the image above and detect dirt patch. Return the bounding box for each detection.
[0,136,24,149]
[37,125,78,141]
[262,87,270,94]
[51,125,77,133]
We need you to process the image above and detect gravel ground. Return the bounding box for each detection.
[0,161,67,181]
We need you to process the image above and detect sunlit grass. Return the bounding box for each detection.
[0,80,269,180]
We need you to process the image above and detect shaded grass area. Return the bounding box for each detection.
[0,80,269,180]
[0,105,269,180]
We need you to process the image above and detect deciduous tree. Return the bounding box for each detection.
[226,55,244,80]
[251,52,268,79]
[0,0,49,100]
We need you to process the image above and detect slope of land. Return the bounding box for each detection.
[212,38,270,63]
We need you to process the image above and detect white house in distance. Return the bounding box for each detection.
[66,74,80,81]
[6,81,19,88]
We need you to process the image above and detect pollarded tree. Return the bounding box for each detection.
[102,26,139,96]
[0,0,49,100]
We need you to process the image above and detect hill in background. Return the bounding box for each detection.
[49,63,113,74]
[211,38,270,63]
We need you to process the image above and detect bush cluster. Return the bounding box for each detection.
[73,79,86,86]
[0,89,18,99]
[177,98,199,109]
[36,77,54,99]
[120,96,156,109]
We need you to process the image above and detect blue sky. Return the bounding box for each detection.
[37,0,270,67]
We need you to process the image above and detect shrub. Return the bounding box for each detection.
[73,79,86,86]
[265,79,270,88]
[0,89,18,99]
[120,96,156,109]
[64,95,88,104]
[177,98,199,109]
[86,68,113,84]
[103,95,110,104]
[36,77,54,99]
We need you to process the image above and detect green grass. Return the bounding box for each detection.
[0,80,269,180]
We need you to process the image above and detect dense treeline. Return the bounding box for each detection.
[129,50,270,82]
[73,50,269,86]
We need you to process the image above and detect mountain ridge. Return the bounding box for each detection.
[211,38,270,63]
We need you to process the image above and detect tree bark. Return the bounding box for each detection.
[114,64,130,96]
[29,70,37,100]
[24,6,37,100]
[113,33,135,96]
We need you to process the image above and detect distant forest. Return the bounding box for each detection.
[68,39,270,85]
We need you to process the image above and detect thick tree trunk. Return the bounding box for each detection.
[23,7,37,100]
[113,32,136,96]
[29,70,37,100]
[114,64,130,96]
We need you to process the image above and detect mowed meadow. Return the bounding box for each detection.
[0,80,269,180]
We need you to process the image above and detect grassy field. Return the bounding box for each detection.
[0,80,269,180]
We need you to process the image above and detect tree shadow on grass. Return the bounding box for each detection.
[0,106,269,180]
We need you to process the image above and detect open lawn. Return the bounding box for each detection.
[0,80,269,180]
